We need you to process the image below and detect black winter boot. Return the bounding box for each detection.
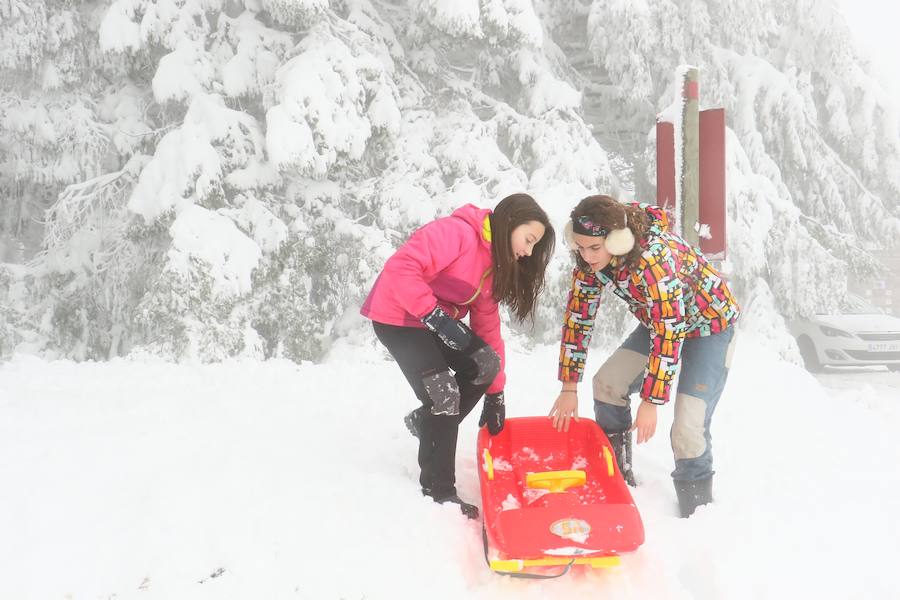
[674,476,713,518]
[404,406,424,439]
[606,430,636,487]
[433,493,479,520]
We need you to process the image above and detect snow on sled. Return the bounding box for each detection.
[477,416,644,577]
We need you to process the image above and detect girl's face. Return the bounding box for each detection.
[573,233,612,272]
[510,220,546,261]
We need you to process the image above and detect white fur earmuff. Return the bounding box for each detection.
[565,213,635,255]
[604,225,635,255]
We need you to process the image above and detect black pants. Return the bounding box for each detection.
[373,321,498,499]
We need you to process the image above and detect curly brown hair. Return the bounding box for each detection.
[569,195,649,270]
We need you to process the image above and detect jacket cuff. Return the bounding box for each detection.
[486,372,505,395]
[558,368,583,383]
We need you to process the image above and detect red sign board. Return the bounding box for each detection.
[699,108,726,259]
[656,109,727,259]
[655,120,676,227]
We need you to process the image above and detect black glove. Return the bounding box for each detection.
[421,306,472,351]
[479,391,505,435]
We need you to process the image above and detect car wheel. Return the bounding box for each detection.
[797,336,823,373]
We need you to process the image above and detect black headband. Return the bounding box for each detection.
[571,215,609,237]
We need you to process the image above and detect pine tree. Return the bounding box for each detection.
[1,0,898,362]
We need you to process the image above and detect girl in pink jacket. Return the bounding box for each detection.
[361,193,554,518]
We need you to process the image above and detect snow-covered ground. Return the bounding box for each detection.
[1,332,898,600]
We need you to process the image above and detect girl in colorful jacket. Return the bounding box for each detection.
[361,193,555,519]
[548,195,739,518]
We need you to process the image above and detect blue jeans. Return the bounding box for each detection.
[593,324,736,481]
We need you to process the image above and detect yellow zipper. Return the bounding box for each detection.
[460,268,492,306]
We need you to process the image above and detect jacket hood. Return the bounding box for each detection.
[641,204,669,237]
[451,203,493,248]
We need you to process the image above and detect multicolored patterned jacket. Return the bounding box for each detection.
[558,204,740,404]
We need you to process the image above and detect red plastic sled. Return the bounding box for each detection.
[477,416,644,576]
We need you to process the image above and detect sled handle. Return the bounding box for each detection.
[483,449,494,480]
[526,470,586,493]
[603,446,615,476]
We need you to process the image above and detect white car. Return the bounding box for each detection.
[790,294,900,372]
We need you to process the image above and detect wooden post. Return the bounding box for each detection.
[681,67,700,247]
[659,67,727,259]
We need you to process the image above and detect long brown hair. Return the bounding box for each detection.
[570,195,649,270]
[489,193,555,321]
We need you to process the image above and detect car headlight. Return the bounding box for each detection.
[819,325,853,338]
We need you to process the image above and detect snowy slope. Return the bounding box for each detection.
[2,332,898,599]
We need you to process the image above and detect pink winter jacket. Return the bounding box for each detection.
[360,204,506,393]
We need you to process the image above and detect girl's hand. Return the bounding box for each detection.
[549,391,579,432]
[631,401,658,443]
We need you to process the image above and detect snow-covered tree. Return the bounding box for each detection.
[582,0,899,322]
[1,0,898,363]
